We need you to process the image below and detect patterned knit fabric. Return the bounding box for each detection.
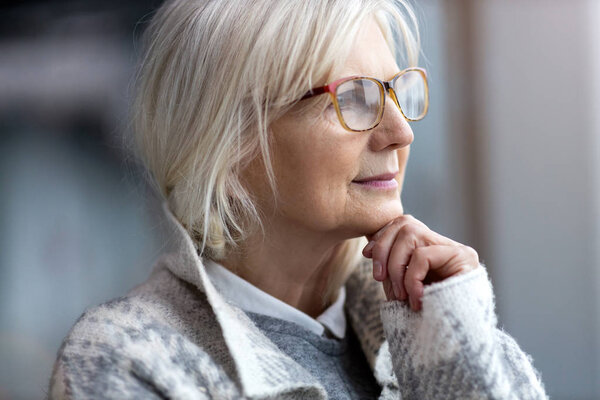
[380,268,547,400]
[47,201,549,399]
[245,311,381,399]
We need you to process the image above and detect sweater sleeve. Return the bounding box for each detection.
[379,265,548,400]
[47,339,170,400]
[46,298,240,400]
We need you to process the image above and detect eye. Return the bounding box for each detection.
[336,91,354,110]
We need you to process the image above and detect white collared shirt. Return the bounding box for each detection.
[203,258,347,339]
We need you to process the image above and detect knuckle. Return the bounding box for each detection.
[388,262,405,277]
[464,245,479,261]
[401,214,426,227]
[401,213,416,222]
[399,222,419,237]
[412,246,426,258]
[391,214,414,226]
[409,247,425,264]
[372,228,386,240]
[455,246,467,258]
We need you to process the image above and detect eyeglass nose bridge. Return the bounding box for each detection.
[380,80,406,121]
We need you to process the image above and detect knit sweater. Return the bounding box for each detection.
[48,201,549,399]
[245,311,381,399]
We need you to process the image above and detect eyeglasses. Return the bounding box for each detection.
[300,67,429,132]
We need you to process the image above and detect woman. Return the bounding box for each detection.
[48,0,548,399]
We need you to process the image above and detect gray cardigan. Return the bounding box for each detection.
[48,202,548,399]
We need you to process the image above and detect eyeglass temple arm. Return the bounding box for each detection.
[300,85,329,101]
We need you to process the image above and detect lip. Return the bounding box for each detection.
[351,171,399,190]
[352,171,399,183]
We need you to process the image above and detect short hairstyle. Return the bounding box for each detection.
[130,0,420,305]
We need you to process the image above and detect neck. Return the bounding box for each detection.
[219,218,345,318]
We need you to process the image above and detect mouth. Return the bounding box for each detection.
[351,171,399,190]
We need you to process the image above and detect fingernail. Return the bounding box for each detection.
[373,261,382,279]
[363,241,375,253]
[392,282,400,299]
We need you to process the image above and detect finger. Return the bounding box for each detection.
[382,278,396,301]
[369,223,403,281]
[363,219,399,257]
[367,217,431,280]
[364,215,424,266]
[386,236,412,301]
[403,246,431,311]
[385,222,432,299]
[368,217,401,241]
[365,215,461,282]
[404,245,478,311]
[362,239,375,258]
[363,214,449,258]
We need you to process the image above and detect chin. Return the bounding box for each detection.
[347,199,404,237]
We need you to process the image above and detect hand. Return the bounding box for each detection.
[362,215,479,311]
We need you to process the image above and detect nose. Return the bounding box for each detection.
[368,93,414,152]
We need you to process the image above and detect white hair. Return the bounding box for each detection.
[129,0,420,304]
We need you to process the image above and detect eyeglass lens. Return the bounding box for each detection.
[335,71,426,131]
[336,79,381,131]
[393,70,426,121]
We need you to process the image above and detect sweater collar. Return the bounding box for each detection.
[159,201,397,399]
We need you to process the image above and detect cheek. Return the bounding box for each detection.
[395,147,410,191]
[275,143,357,222]
[267,116,407,235]
[341,149,408,234]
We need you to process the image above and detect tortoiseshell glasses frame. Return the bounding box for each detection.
[300,67,429,132]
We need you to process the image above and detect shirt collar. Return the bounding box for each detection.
[158,200,397,399]
[203,258,347,339]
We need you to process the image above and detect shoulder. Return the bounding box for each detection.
[49,264,240,399]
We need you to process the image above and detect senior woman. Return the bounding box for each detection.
[49,0,548,399]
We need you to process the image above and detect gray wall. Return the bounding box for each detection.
[474,2,599,398]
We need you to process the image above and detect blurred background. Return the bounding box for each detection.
[0,0,598,399]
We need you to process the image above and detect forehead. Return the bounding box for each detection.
[334,18,400,81]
